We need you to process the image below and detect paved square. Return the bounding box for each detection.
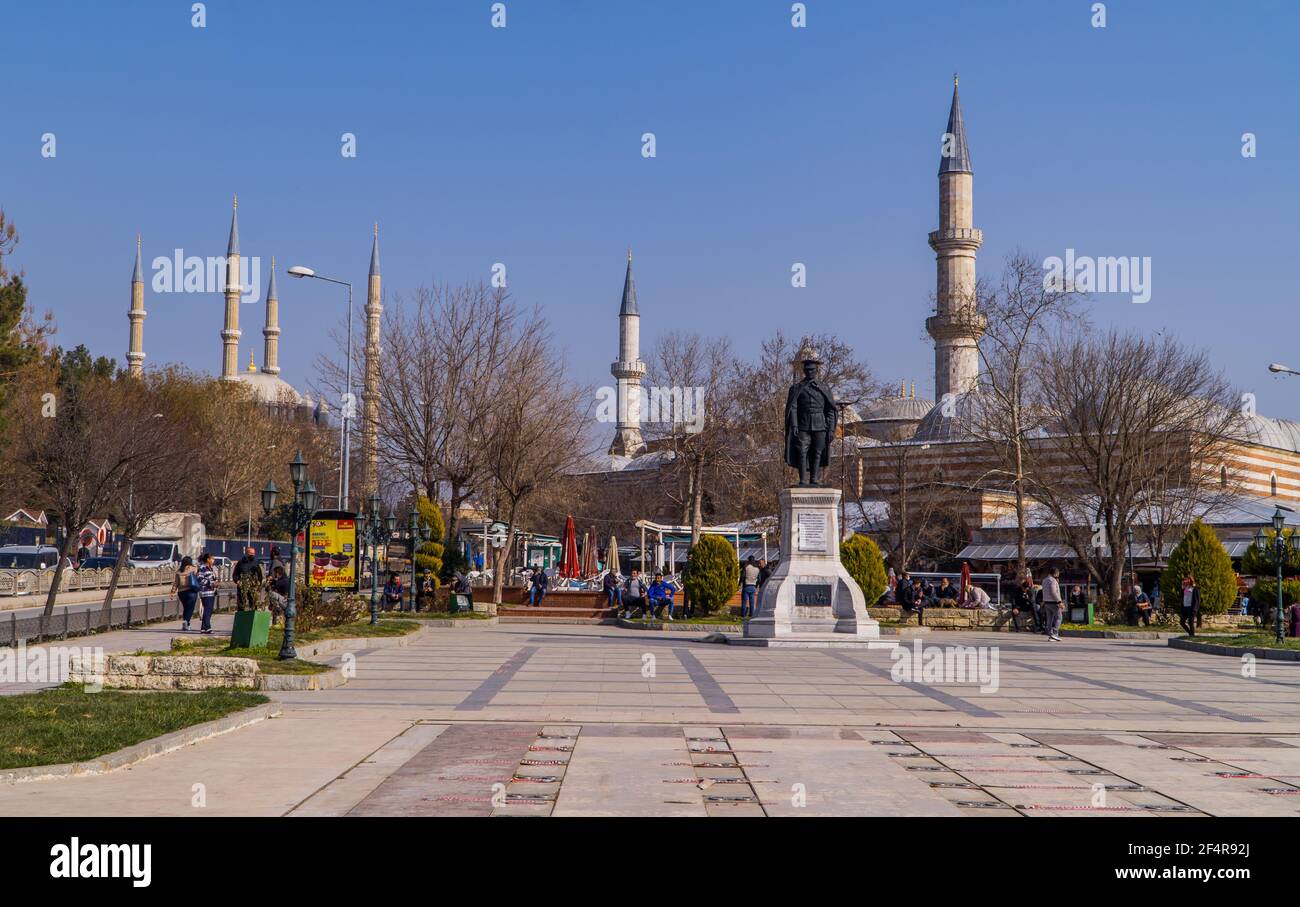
[4,623,1300,816]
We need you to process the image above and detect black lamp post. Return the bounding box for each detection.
[261,450,318,660]
[402,510,431,612]
[1253,506,1299,644]
[360,492,386,625]
[1125,527,1135,588]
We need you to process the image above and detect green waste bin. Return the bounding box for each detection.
[450,593,473,614]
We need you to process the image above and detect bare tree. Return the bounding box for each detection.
[484,321,592,605]
[98,372,198,615]
[1026,329,1245,610]
[968,252,1082,581]
[642,331,742,545]
[858,443,965,572]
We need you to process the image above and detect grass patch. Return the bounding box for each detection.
[1060,623,1179,633]
[155,620,420,674]
[1184,632,1300,650]
[0,684,267,770]
[393,611,493,620]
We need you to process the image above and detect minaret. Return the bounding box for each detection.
[926,75,986,402]
[262,256,280,375]
[220,196,242,381]
[361,223,382,504]
[608,248,646,457]
[127,235,146,377]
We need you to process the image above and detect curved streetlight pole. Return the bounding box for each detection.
[289,266,353,511]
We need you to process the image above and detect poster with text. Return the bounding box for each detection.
[307,510,358,591]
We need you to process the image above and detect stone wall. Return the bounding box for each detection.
[68,652,258,690]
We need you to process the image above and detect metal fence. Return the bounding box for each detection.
[0,589,235,647]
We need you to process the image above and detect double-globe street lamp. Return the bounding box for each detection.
[1253,505,1300,644]
[358,493,389,625]
[261,451,318,660]
[397,510,430,612]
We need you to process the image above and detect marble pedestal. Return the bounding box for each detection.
[737,487,895,649]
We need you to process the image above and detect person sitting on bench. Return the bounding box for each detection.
[621,569,649,619]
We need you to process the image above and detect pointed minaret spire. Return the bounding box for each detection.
[609,249,646,457]
[262,256,281,375]
[619,248,638,316]
[360,223,383,507]
[927,76,985,403]
[227,195,240,255]
[127,234,146,378]
[221,196,242,380]
[939,74,972,174]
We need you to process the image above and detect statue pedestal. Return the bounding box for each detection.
[737,487,894,649]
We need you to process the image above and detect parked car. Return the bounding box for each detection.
[0,545,63,570]
[76,556,120,570]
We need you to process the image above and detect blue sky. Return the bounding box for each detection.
[4,0,1300,416]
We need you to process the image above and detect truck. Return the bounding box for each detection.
[127,512,206,568]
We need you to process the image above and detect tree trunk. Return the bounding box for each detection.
[100,537,134,620]
[491,500,519,606]
[689,459,703,547]
[40,515,78,631]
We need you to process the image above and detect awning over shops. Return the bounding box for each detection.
[958,539,1257,562]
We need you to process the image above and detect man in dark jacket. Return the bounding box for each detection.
[232,547,263,611]
[1179,574,1201,636]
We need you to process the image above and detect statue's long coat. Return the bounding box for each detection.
[783,379,837,470]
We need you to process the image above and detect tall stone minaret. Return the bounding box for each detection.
[925,76,986,402]
[361,223,382,504]
[127,235,146,377]
[220,196,242,381]
[608,249,646,457]
[262,256,280,375]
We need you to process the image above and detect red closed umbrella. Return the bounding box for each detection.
[558,515,580,579]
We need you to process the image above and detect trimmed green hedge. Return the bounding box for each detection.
[841,534,887,605]
[683,535,740,615]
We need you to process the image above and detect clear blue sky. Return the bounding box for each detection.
[5,0,1299,416]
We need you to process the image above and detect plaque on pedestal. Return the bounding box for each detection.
[738,487,893,649]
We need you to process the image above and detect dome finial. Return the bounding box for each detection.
[900,378,905,398]
[247,350,256,372]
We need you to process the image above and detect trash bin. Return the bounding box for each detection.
[450,593,473,614]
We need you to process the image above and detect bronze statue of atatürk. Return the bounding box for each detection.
[783,346,838,486]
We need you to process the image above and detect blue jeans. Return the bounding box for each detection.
[605,587,622,609]
[199,594,216,631]
[741,584,757,617]
[179,589,197,624]
[530,587,546,606]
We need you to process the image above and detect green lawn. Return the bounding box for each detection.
[155,620,420,674]
[0,685,268,770]
[395,611,494,620]
[1185,632,1300,650]
[1060,623,1180,633]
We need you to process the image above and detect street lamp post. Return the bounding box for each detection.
[1253,506,1299,644]
[288,266,353,510]
[1125,526,1135,587]
[360,492,386,625]
[402,511,430,612]
[261,451,318,660]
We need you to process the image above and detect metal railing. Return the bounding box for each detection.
[0,589,236,647]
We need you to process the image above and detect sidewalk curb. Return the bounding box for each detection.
[1168,637,1300,661]
[0,701,281,784]
[413,617,499,628]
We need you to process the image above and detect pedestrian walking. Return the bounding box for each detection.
[740,556,761,618]
[1041,567,1064,641]
[195,552,219,635]
[173,555,199,632]
[1179,574,1201,636]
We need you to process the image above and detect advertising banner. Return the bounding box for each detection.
[307,510,358,591]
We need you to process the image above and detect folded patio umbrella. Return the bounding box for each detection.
[558,514,580,579]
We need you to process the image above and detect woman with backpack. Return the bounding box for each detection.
[173,555,199,632]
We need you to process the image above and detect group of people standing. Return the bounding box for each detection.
[172,546,289,634]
